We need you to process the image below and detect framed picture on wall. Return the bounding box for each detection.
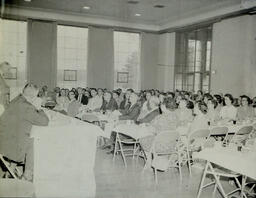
[64,70,77,81]
[3,67,17,80]
[117,72,129,83]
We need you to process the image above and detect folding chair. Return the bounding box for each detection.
[197,161,247,198]
[186,129,211,175]
[113,132,140,167]
[210,126,229,142]
[150,131,184,184]
[0,154,23,179]
[228,126,253,145]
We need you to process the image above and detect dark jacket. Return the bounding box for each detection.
[100,98,118,112]
[119,103,141,121]
[0,94,49,162]
[76,94,89,105]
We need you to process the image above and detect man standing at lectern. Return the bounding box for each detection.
[0,83,49,180]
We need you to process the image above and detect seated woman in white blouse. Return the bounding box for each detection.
[189,101,209,135]
[87,88,103,111]
[219,94,237,122]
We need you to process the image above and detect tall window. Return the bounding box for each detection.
[114,31,140,91]
[57,25,88,89]
[0,19,27,98]
[174,26,212,92]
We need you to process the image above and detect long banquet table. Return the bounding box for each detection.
[194,146,256,180]
[30,110,104,198]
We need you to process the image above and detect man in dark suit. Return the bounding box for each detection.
[76,87,89,105]
[119,88,134,111]
[0,83,49,180]
[119,93,141,121]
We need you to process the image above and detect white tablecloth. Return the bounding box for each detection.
[113,123,156,140]
[30,111,104,198]
[194,146,256,180]
[177,121,256,136]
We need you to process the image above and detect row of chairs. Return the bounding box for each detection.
[111,124,255,198]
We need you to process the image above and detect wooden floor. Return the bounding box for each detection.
[94,149,230,198]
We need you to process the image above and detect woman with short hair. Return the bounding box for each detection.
[189,101,209,135]
[219,94,237,121]
[237,95,254,121]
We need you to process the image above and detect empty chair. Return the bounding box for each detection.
[150,131,184,184]
[186,129,211,175]
[0,154,23,179]
[229,125,253,145]
[210,126,228,137]
[197,161,244,198]
[113,132,140,167]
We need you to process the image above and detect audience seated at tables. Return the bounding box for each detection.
[119,92,140,121]
[237,95,255,121]
[0,83,49,181]
[219,94,237,122]
[67,90,81,117]
[100,91,118,112]
[137,96,161,124]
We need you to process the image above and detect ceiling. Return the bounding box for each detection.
[4,0,242,26]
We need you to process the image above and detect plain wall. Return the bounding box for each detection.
[211,15,256,97]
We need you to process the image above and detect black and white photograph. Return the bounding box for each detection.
[0,0,256,198]
[2,67,17,80]
[64,70,77,81]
